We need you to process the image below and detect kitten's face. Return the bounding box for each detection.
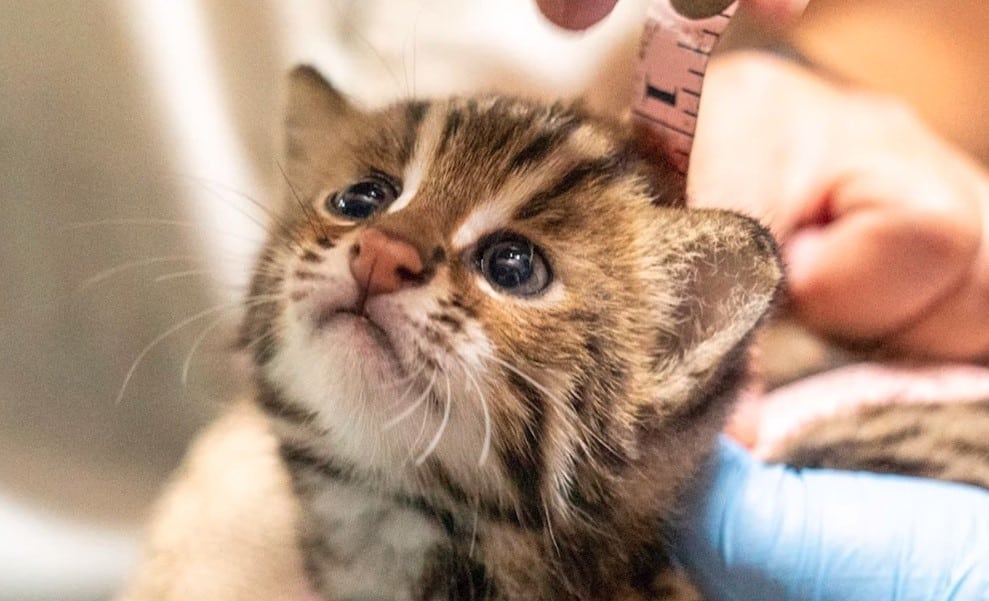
[244,66,780,518]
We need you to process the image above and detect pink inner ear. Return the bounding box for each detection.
[728,362,989,458]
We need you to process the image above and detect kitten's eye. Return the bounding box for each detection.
[327,175,399,220]
[476,234,551,296]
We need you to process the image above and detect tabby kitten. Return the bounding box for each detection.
[234,65,782,601]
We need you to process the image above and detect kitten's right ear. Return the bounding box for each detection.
[284,65,359,159]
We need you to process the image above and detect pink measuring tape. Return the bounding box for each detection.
[633,0,738,174]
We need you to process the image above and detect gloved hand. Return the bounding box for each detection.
[673,436,989,601]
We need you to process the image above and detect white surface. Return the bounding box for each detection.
[0,490,138,601]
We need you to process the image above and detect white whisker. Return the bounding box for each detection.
[387,361,427,404]
[63,217,263,242]
[64,217,198,230]
[486,355,560,406]
[115,298,275,405]
[411,384,434,460]
[240,323,283,353]
[79,255,203,292]
[384,368,436,431]
[543,499,561,557]
[416,370,451,465]
[154,268,215,283]
[468,498,480,559]
[181,296,275,385]
[462,364,492,467]
[488,354,624,466]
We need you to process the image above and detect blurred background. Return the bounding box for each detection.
[0,0,986,599]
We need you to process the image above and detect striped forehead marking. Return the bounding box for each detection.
[384,99,625,251]
[386,160,424,215]
[386,105,445,215]
[450,163,563,251]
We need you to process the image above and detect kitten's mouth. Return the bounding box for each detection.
[316,307,400,363]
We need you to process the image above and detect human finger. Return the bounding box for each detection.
[783,139,982,343]
[533,0,806,31]
[739,0,810,24]
[534,0,620,30]
[784,205,977,341]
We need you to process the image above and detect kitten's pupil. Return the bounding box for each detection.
[329,176,398,220]
[479,235,550,296]
[490,243,530,287]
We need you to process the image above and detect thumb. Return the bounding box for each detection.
[784,201,975,343]
[534,0,619,30]
[741,0,810,23]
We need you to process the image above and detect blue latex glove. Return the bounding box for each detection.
[673,436,989,601]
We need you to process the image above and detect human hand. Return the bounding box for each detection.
[690,52,989,359]
[534,0,807,31]
[673,436,989,601]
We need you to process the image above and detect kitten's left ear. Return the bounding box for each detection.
[649,209,783,399]
[284,65,360,159]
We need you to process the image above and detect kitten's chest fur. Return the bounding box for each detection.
[289,480,658,601]
[279,430,496,600]
[296,477,446,601]
[280,428,693,601]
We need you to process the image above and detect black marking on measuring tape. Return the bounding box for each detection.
[645,83,678,106]
[633,0,739,174]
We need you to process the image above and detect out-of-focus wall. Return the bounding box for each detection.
[797,0,989,162]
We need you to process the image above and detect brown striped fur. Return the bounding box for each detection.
[771,399,989,490]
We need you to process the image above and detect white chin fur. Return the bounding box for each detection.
[266,300,493,476]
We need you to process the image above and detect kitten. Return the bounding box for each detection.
[122,65,783,601]
[121,57,989,601]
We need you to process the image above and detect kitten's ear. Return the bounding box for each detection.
[650,210,783,398]
[284,65,359,159]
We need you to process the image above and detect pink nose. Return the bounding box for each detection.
[349,228,424,297]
